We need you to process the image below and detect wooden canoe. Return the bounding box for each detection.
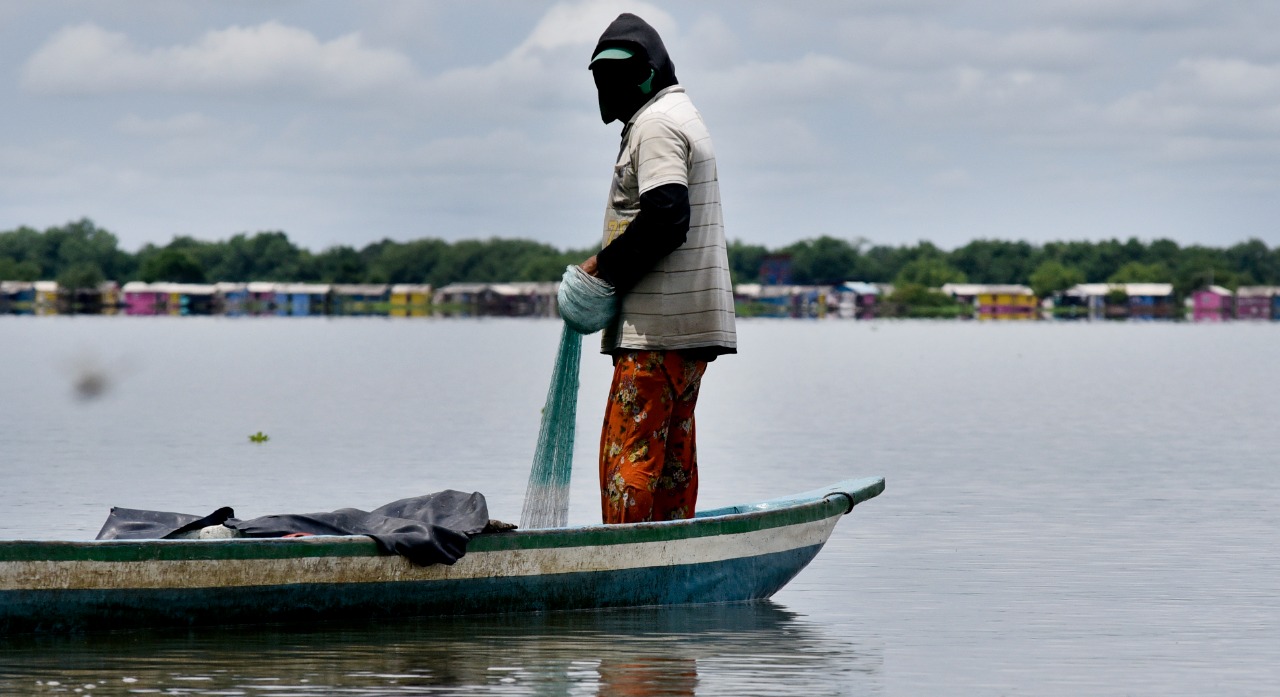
[0,477,884,633]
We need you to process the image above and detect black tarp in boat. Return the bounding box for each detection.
[95,490,495,566]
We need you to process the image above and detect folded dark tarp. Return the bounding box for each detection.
[95,490,495,566]
[95,506,235,541]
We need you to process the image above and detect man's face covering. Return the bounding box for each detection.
[591,58,654,124]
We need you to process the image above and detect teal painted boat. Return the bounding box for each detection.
[0,477,884,634]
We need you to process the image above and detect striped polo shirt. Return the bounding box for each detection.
[600,85,737,355]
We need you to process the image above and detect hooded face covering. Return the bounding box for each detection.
[590,53,654,124]
[588,13,679,125]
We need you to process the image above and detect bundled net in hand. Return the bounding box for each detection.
[519,266,616,529]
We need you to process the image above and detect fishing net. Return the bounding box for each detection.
[557,264,617,335]
[519,266,616,529]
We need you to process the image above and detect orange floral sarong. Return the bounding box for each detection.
[600,350,707,524]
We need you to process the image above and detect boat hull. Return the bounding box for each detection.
[0,477,883,633]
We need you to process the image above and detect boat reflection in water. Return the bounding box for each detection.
[0,602,881,695]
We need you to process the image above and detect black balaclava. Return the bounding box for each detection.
[589,13,679,124]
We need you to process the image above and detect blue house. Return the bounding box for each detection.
[215,283,249,316]
[275,284,331,316]
[0,281,36,314]
[1125,284,1174,319]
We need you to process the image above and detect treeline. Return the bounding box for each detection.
[3,218,1279,297]
[0,219,593,291]
[738,236,1280,297]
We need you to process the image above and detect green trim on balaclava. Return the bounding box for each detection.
[590,47,635,64]
[590,46,654,94]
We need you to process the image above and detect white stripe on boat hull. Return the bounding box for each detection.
[1,516,840,592]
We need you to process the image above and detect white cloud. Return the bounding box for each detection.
[694,17,1085,133]
[1105,58,1280,139]
[1163,57,1280,106]
[700,53,883,113]
[114,112,223,138]
[682,14,741,70]
[835,18,1101,72]
[358,1,444,46]
[1162,135,1280,163]
[1032,0,1212,29]
[929,167,975,189]
[21,22,421,98]
[0,140,78,177]
[906,143,945,163]
[513,0,675,58]
[413,0,674,118]
[717,116,833,171]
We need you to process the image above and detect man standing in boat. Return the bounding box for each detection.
[579,14,737,524]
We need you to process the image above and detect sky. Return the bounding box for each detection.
[2,0,1278,253]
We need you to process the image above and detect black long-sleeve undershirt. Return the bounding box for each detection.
[595,182,690,294]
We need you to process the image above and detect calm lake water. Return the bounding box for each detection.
[1,317,1278,696]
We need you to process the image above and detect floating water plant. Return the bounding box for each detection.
[248,431,270,443]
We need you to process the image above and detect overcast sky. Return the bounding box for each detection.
[2,1,1277,253]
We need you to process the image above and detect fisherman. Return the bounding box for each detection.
[579,14,737,524]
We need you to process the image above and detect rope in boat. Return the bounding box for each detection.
[519,265,616,529]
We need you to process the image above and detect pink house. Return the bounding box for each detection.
[1234,286,1278,320]
[1191,285,1233,322]
[122,281,163,316]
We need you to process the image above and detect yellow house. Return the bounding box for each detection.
[99,281,120,315]
[942,283,1038,320]
[166,287,184,316]
[390,284,432,317]
[976,286,1037,320]
[34,281,59,315]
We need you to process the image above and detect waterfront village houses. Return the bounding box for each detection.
[1191,285,1234,322]
[1061,283,1176,320]
[732,282,882,319]
[941,284,1038,319]
[1234,286,1280,320]
[5,278,1280,321]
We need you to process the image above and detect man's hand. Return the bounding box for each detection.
[580,255,599,277]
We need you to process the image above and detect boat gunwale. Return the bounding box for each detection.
[0,477,884,564]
